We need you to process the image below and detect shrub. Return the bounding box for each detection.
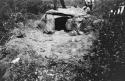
[0,0,53,45]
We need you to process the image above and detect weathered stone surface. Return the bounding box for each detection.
[41,7,102,35]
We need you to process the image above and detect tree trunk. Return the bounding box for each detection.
[53,0,57,10]
[60,0,66,8]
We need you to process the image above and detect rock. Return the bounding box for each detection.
[11,58,20,64]
[44,14,55,33]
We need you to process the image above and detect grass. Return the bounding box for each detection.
[0,0,125,81]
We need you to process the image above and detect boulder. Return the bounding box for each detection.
[44,14,55,33]
[40,7,103,35]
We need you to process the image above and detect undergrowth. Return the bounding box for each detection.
[0,0,125,81]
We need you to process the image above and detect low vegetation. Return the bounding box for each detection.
[0,0,125,81]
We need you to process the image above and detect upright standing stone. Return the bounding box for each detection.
[45,14,55,33]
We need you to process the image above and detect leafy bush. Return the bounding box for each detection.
[0,0,53,45]
[89,0,125,81]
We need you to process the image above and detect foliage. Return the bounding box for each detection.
[89,0,125,81]
[0,0,53,45]
[0,0,125,81]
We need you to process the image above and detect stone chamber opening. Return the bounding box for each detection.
[55,17,70,32]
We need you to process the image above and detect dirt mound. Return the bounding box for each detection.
[0,27,98,81]
[6,28,97,62]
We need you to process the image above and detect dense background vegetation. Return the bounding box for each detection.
[0,0,53,45]
[0,0,125,81]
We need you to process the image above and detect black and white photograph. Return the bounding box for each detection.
[0,0,125,81]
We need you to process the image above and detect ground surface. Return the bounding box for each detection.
[6,28,97,61]
[0,26,97,81]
